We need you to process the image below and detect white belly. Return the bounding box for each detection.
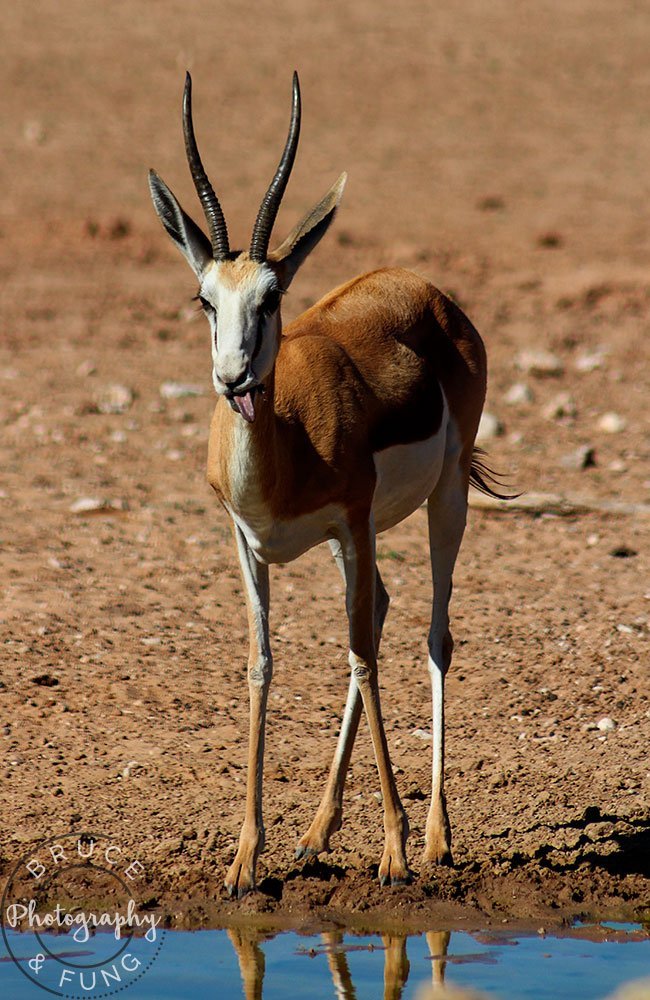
[372,422,448,533]
[225,402,449,562]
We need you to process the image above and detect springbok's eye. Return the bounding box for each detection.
[261,288,281,317]
[197,294,215,315]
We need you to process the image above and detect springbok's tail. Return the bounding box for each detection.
[470,447,521,500]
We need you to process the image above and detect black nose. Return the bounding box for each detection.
[225,370,248,391]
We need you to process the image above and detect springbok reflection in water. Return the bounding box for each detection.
[227,926,453,999]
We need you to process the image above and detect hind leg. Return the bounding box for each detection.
[424,463,468,865]
[296,539,389,859]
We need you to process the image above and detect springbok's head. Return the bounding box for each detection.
[149,72,346,422]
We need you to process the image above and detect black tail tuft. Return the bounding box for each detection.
[470,447,521,501]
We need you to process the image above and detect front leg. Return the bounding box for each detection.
[225,524,272,898]
[341,519,409,885]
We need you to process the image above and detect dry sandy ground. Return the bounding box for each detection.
[1,0,649,930]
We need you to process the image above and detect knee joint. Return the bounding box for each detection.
[248,656,273,687]
[349,651,374,686]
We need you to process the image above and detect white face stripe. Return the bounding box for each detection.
[200,259,280,391]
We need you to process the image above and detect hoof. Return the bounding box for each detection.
[224,860,256,899]
[295,843,320,861]
[225,879,255,900]
[423,845,454,867]
[379,871,411,887]
[378,850,410,887]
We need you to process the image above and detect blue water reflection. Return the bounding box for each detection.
[1,923,648,999]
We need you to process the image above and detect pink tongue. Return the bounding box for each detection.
[235,390,256,423]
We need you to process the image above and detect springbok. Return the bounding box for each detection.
[149,71,501,897]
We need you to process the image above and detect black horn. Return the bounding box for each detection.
[250,72,301,262]
[182,72,230,260]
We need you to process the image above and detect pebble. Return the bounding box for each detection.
[560,445,596,470]
[476,411,504,442]
[598,412,627,434]
[596,717,616,732]
[411,728,432,740]
[24,120,46,144]
[542,392,576,420]
[95,384,134,414]
[575,351,604,373]
[69,497,127,514]
[504,382,534,405]
[76,360,97,377]
[122,761,143,778]
[159,381,206,399]
[515,349,564,377]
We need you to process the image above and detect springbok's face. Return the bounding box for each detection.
[198,256,282,422]
[149,71,345,424]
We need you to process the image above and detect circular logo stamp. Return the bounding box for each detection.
[1,831,165,998]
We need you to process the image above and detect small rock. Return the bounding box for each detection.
[515,349,564,377]
[31,674,59,687]
[596,717,616,732]
[95,384,134,414]
[76,360,97,377]
[504,382,534,405]
[586,533,599,547]
[575,351,604,373]
[560,445,596,470]
[598,412,626,434]
[411,728,432,741]
[24,120,46,145]
[159,381,206,399]
[69,497,127,515]
[542,392,576,420]
[476,412,504,443]
[122,761,143,778]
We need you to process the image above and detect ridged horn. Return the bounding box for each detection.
[249,72,301,262]
[182,72,230,260]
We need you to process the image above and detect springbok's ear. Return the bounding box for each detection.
[269,172,347,288]
[148,169,213,279]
